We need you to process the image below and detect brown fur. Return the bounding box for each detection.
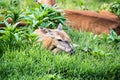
[35,0,120,35]
[34,25,74,54]
[64,10,120,35]
[37,0,56,6]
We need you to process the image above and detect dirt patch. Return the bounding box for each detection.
[64,10,120,35]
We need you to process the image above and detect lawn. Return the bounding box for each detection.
[0,0,120,80]
[57,0,120,10]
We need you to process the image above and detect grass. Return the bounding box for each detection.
[0,0,120,80]
[57,0,120,11]
[0,29,120,80]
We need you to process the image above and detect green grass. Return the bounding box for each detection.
[0,29,120,80]
[57,0,120,11]
[0,0,120,80]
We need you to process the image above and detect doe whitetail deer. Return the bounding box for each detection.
[34,24,74,54]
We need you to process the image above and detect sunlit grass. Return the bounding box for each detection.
[0,0,120,80]
[0,29,120,80]
[57,0,119,10]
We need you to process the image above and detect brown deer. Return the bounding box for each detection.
[36,0,120,35]
[34,24,74,54]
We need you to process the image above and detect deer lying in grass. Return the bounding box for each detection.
[36,0,120,35]
[34,24,74,54]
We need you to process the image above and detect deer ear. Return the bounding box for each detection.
[39,27,52,33]
[57,23,62,31]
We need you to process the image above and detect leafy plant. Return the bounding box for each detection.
[25,4,66,29]
[6,8,23,24]
[10,0,20,7]
[107,30,120,43]
[0,0,11,9]
[99,3,112,11]
[110,2,120,17]
[100,30,120,44]
[0,0,26,26]
[0,20,37,53]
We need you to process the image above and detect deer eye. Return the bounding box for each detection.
[65,41,68,43]
[57,39,62,41]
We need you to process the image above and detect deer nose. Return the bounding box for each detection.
[70,49,74,55]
